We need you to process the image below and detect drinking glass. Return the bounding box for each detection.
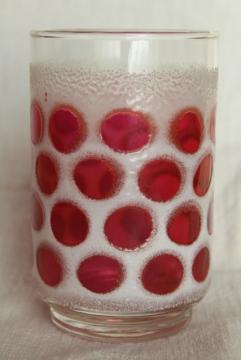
[30,29,218,341]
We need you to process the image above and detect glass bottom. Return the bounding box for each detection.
[49,303,192,342]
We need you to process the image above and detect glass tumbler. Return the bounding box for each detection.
[30,29,218,341]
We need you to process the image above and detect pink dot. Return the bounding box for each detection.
[36,153,59,195]
[77,255,124,293]
[100,109,153,153]
[32,193,44,231]
[51,201,89,246]
[138,158,182,202]
[74,156,123,200]
[209,108,216,143]
[31,101,44,145]
[167,204,201,245]
[49,105,86,153]
[193,154,213,197]
[192,247,210,282]
[104,205,153,250]
[36,244,63,287]
[207,198,213,235]
[169,108,203,154]
[141,254,184,295]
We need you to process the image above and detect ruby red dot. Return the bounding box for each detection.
[32,193,44,231]
[74,156,122,200]
[193,154,213,197]
[31,101,44,145]
[192,247,210,282]
[207,199,213,235]
[101,109,153,153]
[167,204,201,245]
[77,255,124,293]
[51,201,89,246]
[104,205,153,250]
[141,254,184,295]
[49,105,86,153]
[36,244,63,287]
[36,153,59,195]
[138,158,182,202]
[170,108,203,154]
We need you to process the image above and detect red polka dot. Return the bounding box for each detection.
[31,101,44,145]
[49,105,86,153]
[207,198,213,235]
[104,205,153,250]
[209,108,216,143]
[100,109,153,153]
[138,158,182,202]
[77,255,124,293]
[74,156,123,200]
[193,154,213,197]
[170,108,203,154]
[36,153,59,195]
[36,244,63,287]
[167,204,201,245]
[192,247,210,282]
[51,202,89,246]
[32,193,44,231]
[141,254,183,295]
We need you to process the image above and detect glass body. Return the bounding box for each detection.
[30,29,218,341]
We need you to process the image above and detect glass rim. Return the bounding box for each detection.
[30,28,218,39]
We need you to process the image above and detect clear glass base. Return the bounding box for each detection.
[49,303,192,342]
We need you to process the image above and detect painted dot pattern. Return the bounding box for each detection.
[193,154,213,197]
[192,247,210,282]
[209,108,216,143]
[170,108,203,154]
[207,198,214,235]
[74,156,123,200]
[32,102,214,299]
[167,204,201,245]
[32,193,44,231]
[36,153,58,195]
[104,205,153,250]
[49,105,86,153]
[36,244,63,287]
[51,202,89,246]
[77,255,124,293]
[31,101,44,145]
[141,254,184,295]
[101,109,153,153]
[138,158,182,202]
